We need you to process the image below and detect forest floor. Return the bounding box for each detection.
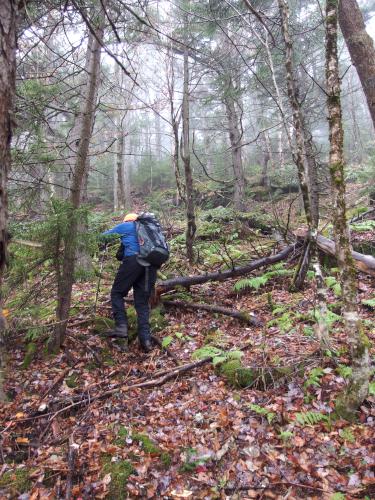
[1,214,375,499]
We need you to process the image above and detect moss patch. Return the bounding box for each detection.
[114,425,129,446]
[132,433,160,454]
[65,373,78,388]
[150,306,168,332]
[101,456,134,499]
[92,316,115,334]
[0,467,32,495]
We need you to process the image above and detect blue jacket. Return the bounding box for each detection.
[102,221,140,257]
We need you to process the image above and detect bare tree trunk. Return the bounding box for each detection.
[224,84,246,211]
[0,0,18,401]
[122,130,132,211]
[50,16,104,352]
[113,145,118,210]
[259,132,271,188]
[181,33,196,263]
[167,49,184,204]
[338,0,375,130]
[154,110,162,161]
[326,0,371,419]
[116,129,126,209]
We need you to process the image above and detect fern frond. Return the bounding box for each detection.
[295,411,328,426]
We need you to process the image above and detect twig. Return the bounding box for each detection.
[40,368,70,401]
[151,335,180,365]
[162,300,263,327]
[65,437,78,500]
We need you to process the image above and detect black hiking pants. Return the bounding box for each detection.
[111,256,157,343]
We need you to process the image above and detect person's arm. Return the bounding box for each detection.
[99,224,124,246]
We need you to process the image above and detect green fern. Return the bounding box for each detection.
[339,427,355,443]
[304,367,324,388]
[336,364,352,379]
[248,403,276,424]
[234,275,269,292]
[362,298,375,310]
[350,219,375,232]
[295,411,329,426]
[192,346,243,368]
[325,276,342,297]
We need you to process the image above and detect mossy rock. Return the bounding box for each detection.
[219,360,255,388]
[219,359,294,389]
[0,467,32,495]
[101,456,134,499]
[219,359,242,386]
[21,342,37,369]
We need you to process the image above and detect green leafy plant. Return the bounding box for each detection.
[248,403,276,424]
[325,276,342,297]
[295,411,329,426]
[362,298,375,310]
[304,367,324,388]
[350,219,375,232]
[279,430,294,443]
[267,309,294,332]
[339,427,355,444]
[330,493,345,500]
[336,364,353,379]
[233,264,293,293]
[369,382,375,396]
[192,345,243,367]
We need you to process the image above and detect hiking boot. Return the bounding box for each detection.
[105,323,128,338]
[112,337,129,352]
[140,338,154,353]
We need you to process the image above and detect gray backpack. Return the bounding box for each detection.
[136,213,169,267]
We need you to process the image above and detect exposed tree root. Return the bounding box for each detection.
[162,299,262,326]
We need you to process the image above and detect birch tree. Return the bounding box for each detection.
[326,0,371,419]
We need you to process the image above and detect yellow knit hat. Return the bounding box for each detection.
[123,213,138,222]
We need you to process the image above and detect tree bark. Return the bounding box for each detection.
[326,0,371,419]
[0,0,18,401]
[338,0,375,129]
[50,15,104,352]
[181,26,196,263]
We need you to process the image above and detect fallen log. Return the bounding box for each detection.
[317,234,374,276]
[294,230,375,276]
[162,299,263,327]
[157,244,297,292]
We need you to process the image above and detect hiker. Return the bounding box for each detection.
[100,213,157,353]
